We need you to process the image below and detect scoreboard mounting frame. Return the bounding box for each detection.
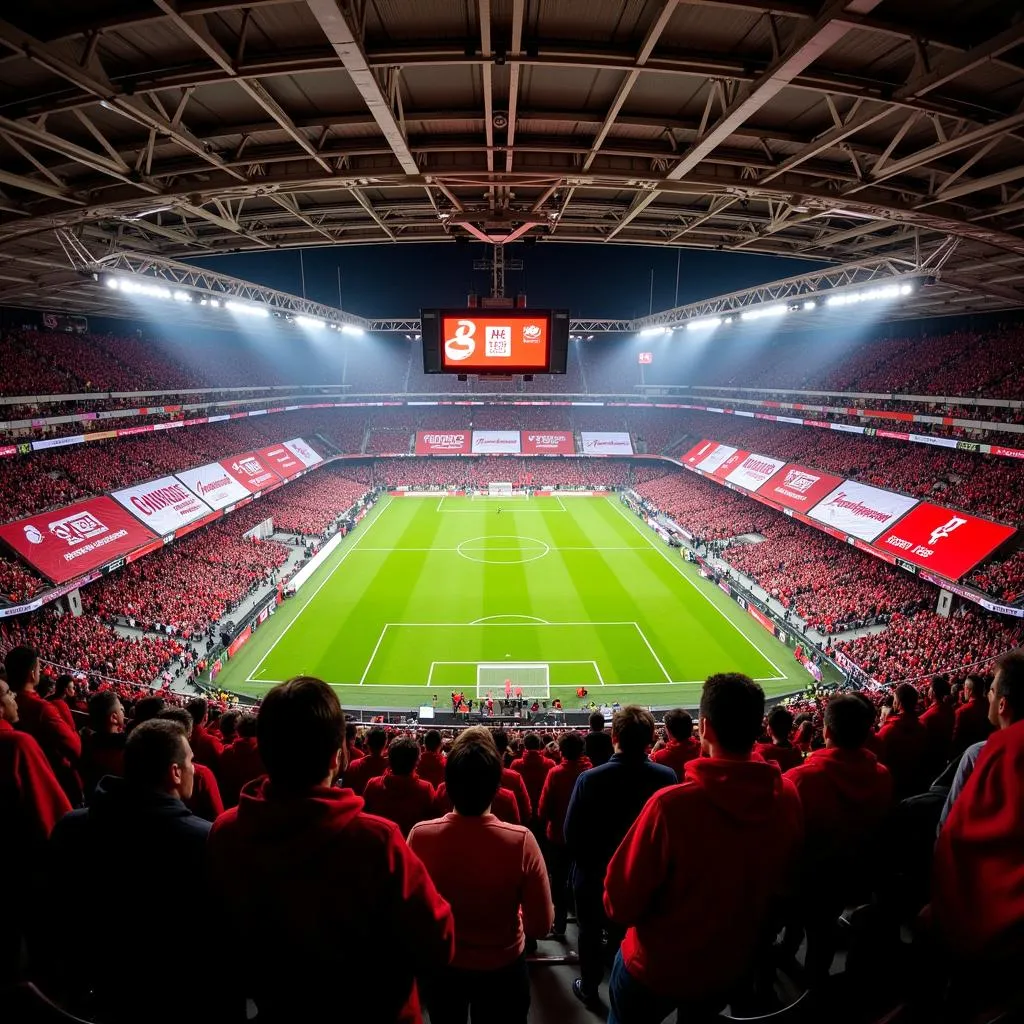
[421,308,569,375]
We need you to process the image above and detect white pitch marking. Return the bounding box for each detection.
[358,624,390,685]
[631,622,674,683]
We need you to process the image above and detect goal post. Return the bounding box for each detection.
[476,663,550,699]
[488,481,514,496]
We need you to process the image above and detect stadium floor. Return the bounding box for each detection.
[215,495,825,707]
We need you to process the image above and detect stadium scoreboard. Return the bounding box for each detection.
[421,308,569,375]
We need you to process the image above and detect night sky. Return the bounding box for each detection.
[185,243,828,319]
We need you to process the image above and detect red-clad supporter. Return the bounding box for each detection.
[208,677,454,1023]
[416,729,446,788]
[919,675,956,775]
[875,683,931,799]
[432,780,522,824]
[345,720,364,764]
[604,675,803,1016]
[755,707,804,772]
[363,737,437,837]
[157,707,225,823]
[79,690,126,801]
[492,729,533,821]
[508,732,555,820]
[186,697,224,768]
[951,673,996,756]
[650,708,701,779]
[409,727,552,1024]
[344,725,389,795]
[216,714,265,808]
[47,674,78,734]
[931,652,1024,957]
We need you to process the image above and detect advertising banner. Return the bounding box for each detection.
[520,430,576,454]
[220,452,282,494]
[441,312,549,371]
[807,480,919,542]
[415,431,472,454]
[874,502,1016,580]
[112,476,213,536]
[177,461,252,510]
[283,437,323,468]
[724,453,786,492]
[695,443,738,474]
[0,497,158,584]
[680,440,715,467]
[713,449,749,479]
[580,431,634,456]
[472,430,522,454]
[757,462,845,512]
[257,443,304,479]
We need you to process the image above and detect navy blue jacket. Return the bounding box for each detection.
[564,752,677,891]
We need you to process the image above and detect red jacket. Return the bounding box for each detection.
[186,761,224,822]
[16,689,81,803]
[651,737,701,778]
[345,752,388,796]
[875,713,930,799]
[537,756,591,844]
[416,749,446,789]
[920,700,955,772]
[364,771,437,837]
[951,699,994,757]
[217,737,266,809]
[932,720,1024,955]
[501,765,532,822]
[190,724,223,769]
[208,778,454,1022]
[754,741,803,773]
[605,757,803,999]
[48,697,77,734]
[79,731,126,801]
[433,783,521,825]
[509,750,555,816]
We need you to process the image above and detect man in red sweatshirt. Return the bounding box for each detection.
[650,709,701,779]
[364,736,437,836]
[493,728,532,820]
[509,732,555,824]
[216,713,265,808]
[416,729,446,788]
[875,683,930,799]
[344,724,389,795]
[604,673,803,1021]
[755,707,804,772]
[207,676,455,1023]
[951,673,994,757]
[919,675,955,778]
[186,697,223,769]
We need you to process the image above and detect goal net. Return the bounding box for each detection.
[476,663,550,699]
[488,481,514,496]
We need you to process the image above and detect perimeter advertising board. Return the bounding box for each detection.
[257,444,304,479]
[415,431,472,454]
[757,463,845,512]
[0,496,158,584]
[807,480,919,542]
[580,431,634,456]
[695,443,737,474]
[283,438,322,468]
[471,430,522,454]
[112,476,213,536]
[520,430,576,454]
[680,440,715,466]
[713,449,749,479]
[220,452,282,494]
[724,453,786,492]
[177,462,252,510]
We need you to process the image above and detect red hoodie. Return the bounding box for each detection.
[754,741,803,773]
[875,712,930,799]
[501,765,531,822]
[364,771,437,837]
[537,756,591,845]
[932,720,1024,956]
[15,689,82,802]
[433,783,521,825]
[508,749,555,815]
[416,749,446,789]
[920,700,955,772]
[208,778,454,1022]
[186,761,224,822]
[190,723,223,769]
[651,737,701,778]
[344,752,388,796]
[951,698,994,757]
[217,737,266,809]
[604,757,803,999]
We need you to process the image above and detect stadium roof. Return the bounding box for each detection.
[1,0,1024,322]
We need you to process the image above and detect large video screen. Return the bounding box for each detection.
[422,309,569,374]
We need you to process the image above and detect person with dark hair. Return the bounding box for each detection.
[564,705,676,1006]
[491,728,532,821]
[876,682,930,799]
[920,675,955,777]
[756,707,803,772]
[129,695,166,729]
[509,732,555,825]
[6,645,81,804]
[48,674,77,733]
[344,724,389,795]
[218,709,241,748]
[931,651,1024,958]
[158,707,224,822]
[584,710,613,767]
[538,731,591,936]
[186,696,223,767]
[217,713,265,808]
[417,729,446,788]
[951,673,995,757]
[207,677,454,1022]
[47,719,209,1020]
[409,727,551,1024]
[79,691,126,801]
[345,719,364,763]
[603,675,803,1021]
[783,694,893,982]
[364,736,436,836]
[651,709,700,778]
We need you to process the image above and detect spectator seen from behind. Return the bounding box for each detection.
[756,707,803,772]
[364,735,436,836]
[584,710,613,767]
[650,708,700,778]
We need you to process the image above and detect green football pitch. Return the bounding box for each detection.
[215,495,827,707]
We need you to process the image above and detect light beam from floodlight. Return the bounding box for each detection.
[686,317,722,332]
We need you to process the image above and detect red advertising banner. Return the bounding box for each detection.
[874,502,1016,580]
[0,497,158,584]
[227,626,253,657]
[441,313,549,370]
[220,452,283,494]
[520,430,576,454]
[748,604,775,634]
[415,431,472,454]
[680,440,715,467]
[757,462,845,512]
[713,449,749,479]
[257,443,304,479]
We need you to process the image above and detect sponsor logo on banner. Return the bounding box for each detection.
[956,441,981,452]
[724,453,786,491]
[807,480,919,542]
[874,502,1016,580]
[520,431,575,454]
[0,497,158,584]
[257,444,304,478]
[991,445,1024,460]
[222,453,281,493]
[758,462,845,511]
[472,430,521,454]
[680,440,716,466]
[695,443,737,474]
[113,476,213,535]
[176,462,251,510]
[714,450,748,479]
[416,431,471,454]
[444,320,477,361]
[580,431,634,456]
[283,438,322,468]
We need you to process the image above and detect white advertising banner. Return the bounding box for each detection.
[580,431,634,456]
[112,476,213,535]
[176,462,252,511]
[807,480,919,542]
[696,443,738,474]
[283,437,323,468]
[723,453,786,492]
[471,430,522,454]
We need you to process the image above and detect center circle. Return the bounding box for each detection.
[456,535,551,565]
